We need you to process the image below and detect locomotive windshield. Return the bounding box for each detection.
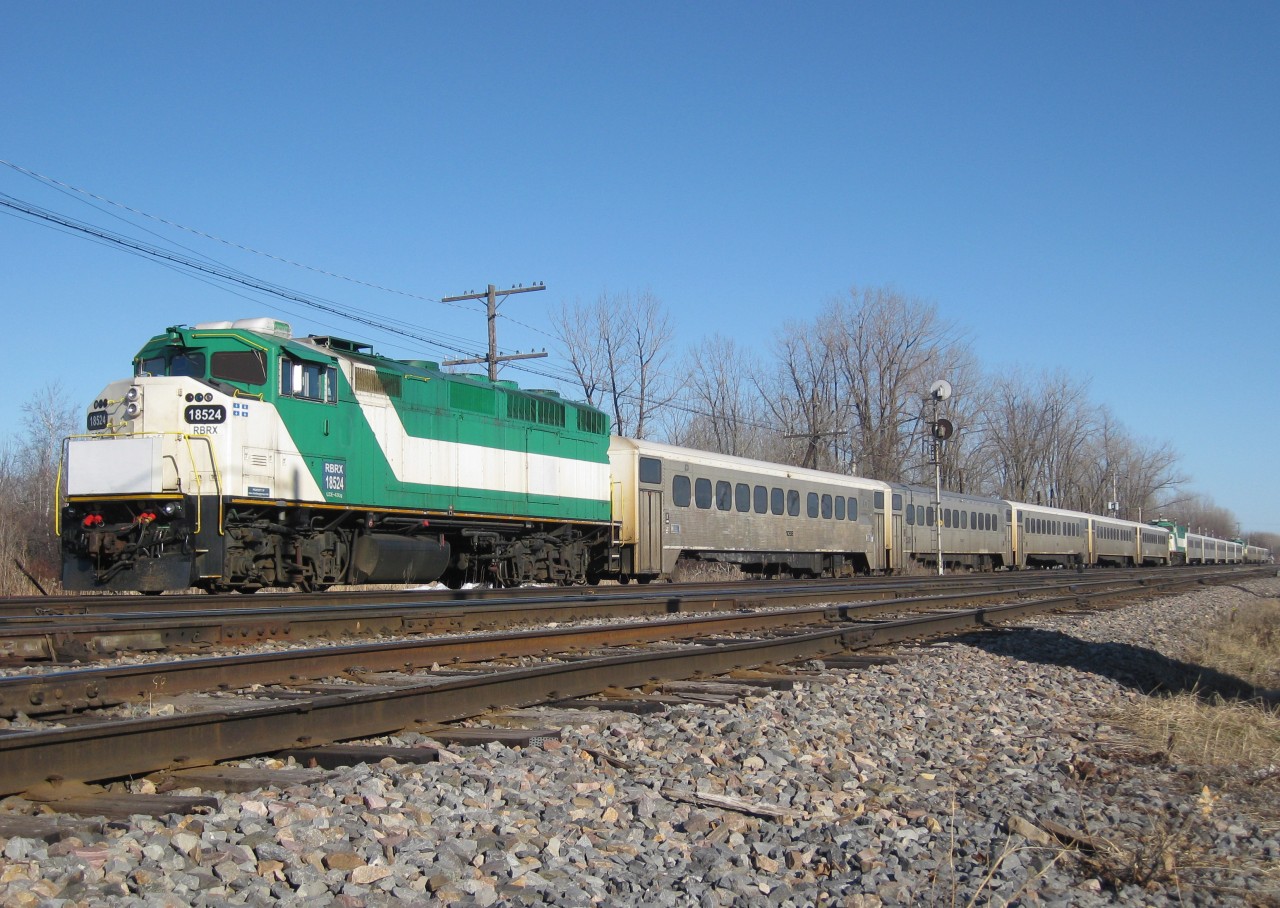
[137,348,206,378]
[134,347,267,387]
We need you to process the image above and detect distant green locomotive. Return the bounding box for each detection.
[60,318,615,592]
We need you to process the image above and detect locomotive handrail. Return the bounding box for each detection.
[179,433,222,536]
[54,439,68,537]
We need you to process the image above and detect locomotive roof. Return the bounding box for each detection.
[153,321,605,414]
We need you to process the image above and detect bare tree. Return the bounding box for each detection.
[981,368,1098,506]
[930,369,993,494]
[1152,492,1236,539]
[0,382,79,593]
[826,286,971,482]
[758,320,844,470]
[553,289,675,438]
[667,335,766,457]
[0,439,31,594]
[1068,407,1184,519]
[1247,530,1279,551]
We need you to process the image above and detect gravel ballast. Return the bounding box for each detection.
[1,578,1277,907]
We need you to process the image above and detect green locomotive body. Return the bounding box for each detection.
[60,319,614,592]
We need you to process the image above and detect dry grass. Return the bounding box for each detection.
[1118,693,1280,768]
[1085,595,1280,900]
[1184,596,1280,692]
[1110,596,1280,768]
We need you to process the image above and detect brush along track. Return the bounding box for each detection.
[0,568,1265,797]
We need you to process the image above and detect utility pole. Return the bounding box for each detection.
[440,283,548,381]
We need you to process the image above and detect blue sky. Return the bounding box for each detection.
[3,3,1277,533]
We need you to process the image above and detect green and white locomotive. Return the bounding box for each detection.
[60,318,615,592]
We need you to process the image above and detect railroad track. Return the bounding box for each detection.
[0,566,1246,663]
[0,566,1264,801]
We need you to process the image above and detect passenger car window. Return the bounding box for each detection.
[638,457,662,485]
[695,478,712,509]
[787,490,800,517]
[716,481,732,511]
[754,485,768,514]
[673,475,691,507]
[834,497,846,520]
[735,483,751,513]
[806,492,819,518]
[771,488,784,515]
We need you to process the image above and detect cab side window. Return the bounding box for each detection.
[281,357,337,402]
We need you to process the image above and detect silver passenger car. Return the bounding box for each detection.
[1243,544,1271,564]
[1091,516,1170,566]
[608,437,892,581]
[1007,502,1089,568]
[1187,533,1231,564]
[893,485,1011,571]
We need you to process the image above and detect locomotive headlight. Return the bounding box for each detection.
[161,502,182,516]
[123,386,142,419]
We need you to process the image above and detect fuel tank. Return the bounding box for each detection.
[350,533,450,584]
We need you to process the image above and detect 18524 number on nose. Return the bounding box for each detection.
[184,405,226,424]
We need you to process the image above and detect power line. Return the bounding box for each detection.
[0,172,784,435]
[0,158,475,312]
[0,192,483,360]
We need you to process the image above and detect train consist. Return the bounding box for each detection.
[59,319,1269,593]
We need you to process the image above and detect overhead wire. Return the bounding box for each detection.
[0,159,481,315]
[0,164,787,436]
[0,193,482,360]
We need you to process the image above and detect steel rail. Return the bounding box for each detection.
[0,584,1052,717]
[0,570,1241,796]
[1,569,1250,662]
[0,570,1258,712]
[0,565,1237,619]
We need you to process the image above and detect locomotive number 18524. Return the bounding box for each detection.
[184,404,227,424]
